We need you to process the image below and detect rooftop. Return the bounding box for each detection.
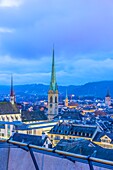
[49,122,97,138]
[21,110,47,122]
[12,133,47,146]
[55,139,113,161]
[0,102,20,115]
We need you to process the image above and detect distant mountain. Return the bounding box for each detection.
[0,80,113,98]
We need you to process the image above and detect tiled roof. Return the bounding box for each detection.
[21,110,48,122]
[55,138,91,152]
[0,102,20,115]
[68,102,78,106]
[49,122,97,138]
[93,132,113,143]
[55,110,81,120]
[55,139,113,161]
[12,133,47,146]
[55,138,88,152]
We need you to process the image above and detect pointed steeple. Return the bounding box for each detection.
[50,46,57,91]
[106,89,110,97]
[66,89,68,99]
[10,74,14,96]
[48,46,58,120]
[65,89,68,107]
[10,74,15,104]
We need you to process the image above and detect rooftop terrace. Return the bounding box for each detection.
[0,139,113,170]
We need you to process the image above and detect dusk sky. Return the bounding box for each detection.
[0,0,113,85]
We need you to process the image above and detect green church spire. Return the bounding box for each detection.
[50,47,57,91]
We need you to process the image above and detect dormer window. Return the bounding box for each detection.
[1,116,4,121]
[75,132,77,135]
[70,131,73,135]
[83,133,85,136]
[101,136,111,143]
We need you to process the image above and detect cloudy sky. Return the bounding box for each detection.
[0,0,113,85]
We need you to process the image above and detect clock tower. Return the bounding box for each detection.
[48,48,58,120]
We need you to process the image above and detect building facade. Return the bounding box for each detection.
[48,122,101,146]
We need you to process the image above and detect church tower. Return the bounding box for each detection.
[48,48,58,120]
[65,89,68,107]
[105,89,111,107]
[10,74,15,105]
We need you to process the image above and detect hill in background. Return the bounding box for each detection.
[0,80,113,98]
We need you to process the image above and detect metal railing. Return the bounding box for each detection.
[0,139,113,170]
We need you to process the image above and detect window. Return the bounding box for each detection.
[15,116,18,120]
[55,136,60,140]
[70,131,73,135]
[28,130,32,134]
[55,97,57,103]
[75,132,77,135]
[50,96,53,103]
[79,132,81,136]
[77,132,79,135]
[82,133,85,136]
[1,116,4,121]
[34,129,36,135]
[101,139,110,143]
[11,116,14,121]
[2,133,4,137]
[89,134,92,137]
[50,104,52,108]
[6,116,9,121]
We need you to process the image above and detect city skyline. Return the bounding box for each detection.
[0,0,113,85]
